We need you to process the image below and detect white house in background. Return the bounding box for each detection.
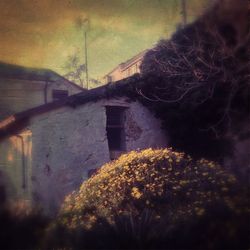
[0,62,84,120]
[103,50,148,84]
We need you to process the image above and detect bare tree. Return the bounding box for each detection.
[63,50,101,88]
[64,52,86,87]
[139,0,250,159]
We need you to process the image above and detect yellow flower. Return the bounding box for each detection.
[195,207,205,216]
[131,187,143,199]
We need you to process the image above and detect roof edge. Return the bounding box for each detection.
[0,75,141,139]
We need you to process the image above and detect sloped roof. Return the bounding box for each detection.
[120,50,148,71]
[0,75,141,139]
[0,62,63,81]
[104,50,148,77]
[0,62,84,90]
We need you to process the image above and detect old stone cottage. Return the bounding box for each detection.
[0,62,84,120]
[0,76,168,213]
[0,0,249,215]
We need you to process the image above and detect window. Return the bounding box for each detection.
[52,90,68,101]
[133,65,137,74]
[107,75,113,83]
[127,68,131,77]
[106,106,126,159]
[135,64,139,73]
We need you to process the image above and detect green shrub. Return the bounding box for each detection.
[60,148,245,230]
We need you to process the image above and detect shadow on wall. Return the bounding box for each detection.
[0,132,32,205]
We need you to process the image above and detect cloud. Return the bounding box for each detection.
[0,0,210,79]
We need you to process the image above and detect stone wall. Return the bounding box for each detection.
[124,101,166,151]
[26,98,167,213]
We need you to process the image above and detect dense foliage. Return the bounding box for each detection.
[139,1,250,160]
[60,148,245,229]
[50,148,249,249]
[1,149,249,249]
[47,202,250,249]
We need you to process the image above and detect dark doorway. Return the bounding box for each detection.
[106,106,126,159]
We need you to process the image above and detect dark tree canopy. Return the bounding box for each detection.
[139,0,250,161]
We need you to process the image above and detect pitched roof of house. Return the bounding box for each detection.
[0,75,141,139]
[104,50,148,77]
[0,62,62,81]
[120,50,148,71]
[0,62,84,90]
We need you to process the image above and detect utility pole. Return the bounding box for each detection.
[82,18,89,89]
[181,0,187,27]
[84,29,89,89]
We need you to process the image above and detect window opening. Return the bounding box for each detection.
[106,106,126,159]
[107,75,113,83]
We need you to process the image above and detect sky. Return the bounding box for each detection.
[0,0,210,82]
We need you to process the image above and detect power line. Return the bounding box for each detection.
[84,30,89,89]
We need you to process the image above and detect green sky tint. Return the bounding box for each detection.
[0,0,210,81]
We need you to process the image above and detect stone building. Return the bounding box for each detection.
[0,62,84,120]
[0,76,168,213]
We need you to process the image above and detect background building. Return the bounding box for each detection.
[0,62,84,120]
[102,50,147,84]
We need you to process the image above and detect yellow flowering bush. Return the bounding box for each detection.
[60,148,241,230]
